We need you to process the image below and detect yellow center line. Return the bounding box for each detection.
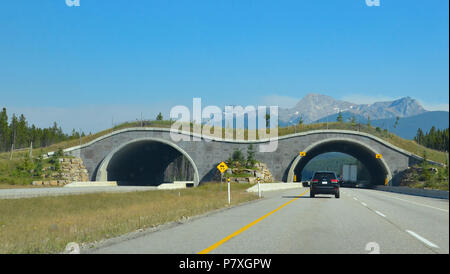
[198,189,310,254]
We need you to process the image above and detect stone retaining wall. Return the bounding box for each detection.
[224,162,274,184]
[32,157,89,186]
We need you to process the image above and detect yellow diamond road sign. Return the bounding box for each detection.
[300,152,306,157]
[217,162,229,174]
[376,154,382,159]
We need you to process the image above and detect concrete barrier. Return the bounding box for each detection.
[247,183,303,193]
[157,181,193,190]
[373,185,449,200]
[64,181,118,187]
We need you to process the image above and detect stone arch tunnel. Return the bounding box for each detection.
[287,138,392,185]
[64,128,426,187]
[95,138,200,186]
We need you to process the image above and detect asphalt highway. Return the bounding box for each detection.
[86,187,449,254]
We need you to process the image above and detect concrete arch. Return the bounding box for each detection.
[287,138,392,185]
[96,137,200,186]
[63,127,422,186]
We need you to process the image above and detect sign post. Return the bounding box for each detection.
[217,162,229,203]
[257,177,261,198]
[227,178,231,205]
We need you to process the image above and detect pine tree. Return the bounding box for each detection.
[394,116,400,129]
[34,155,44,178]
[351,115,356,130]
[0,108,9,151]
[17,114,28,148]
[228,148,246,169]
[0,107,92,152]
[246,144,256,168]
[415,127,449,152]
[414,128,424,145]
[9,113,18,150]
[337,111,343,123]
[265,114,270,128]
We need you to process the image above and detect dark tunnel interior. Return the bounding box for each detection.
[294,140,389,186]
[106,140,195,186]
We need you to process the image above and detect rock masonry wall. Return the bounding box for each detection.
[32,157,89,186]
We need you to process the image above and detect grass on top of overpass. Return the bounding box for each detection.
[4,120,443,164]
[0,182,258,254]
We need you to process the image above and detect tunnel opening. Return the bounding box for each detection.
[300,152,372,187]
[290,139,390,186]
[104,140,196,186]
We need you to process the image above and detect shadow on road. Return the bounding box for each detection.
[281,195,332,199]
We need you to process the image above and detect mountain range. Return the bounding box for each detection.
[208,94,447,140]
[277,94,448,140]
[278,94,427,125]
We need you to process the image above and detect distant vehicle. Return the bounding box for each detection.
[310,171,340,198]
[341,164,357,188]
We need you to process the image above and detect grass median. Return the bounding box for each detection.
[0,182,258,254]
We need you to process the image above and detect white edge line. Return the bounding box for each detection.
[375,192,448,213]
[406,230,440,249]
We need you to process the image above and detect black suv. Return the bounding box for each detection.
[310,171,340,198]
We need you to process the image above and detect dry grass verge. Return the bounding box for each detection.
[0,183,258,254]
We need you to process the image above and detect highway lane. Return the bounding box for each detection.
[341,188,449,253]
[86,187,448,254]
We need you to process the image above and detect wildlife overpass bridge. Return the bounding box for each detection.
[65,128,425,187]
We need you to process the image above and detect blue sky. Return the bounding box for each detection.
[0,0,448,132]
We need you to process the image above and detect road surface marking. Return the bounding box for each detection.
[375,210,386,218]
[406,230,439,249]
[371,192,448,213]
[361,202,367,207]
[353,197,358,201]
[198,189,310,254]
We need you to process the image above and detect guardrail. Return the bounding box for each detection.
[373,185,449,200]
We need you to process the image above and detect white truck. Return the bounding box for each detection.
[342,164,357,186]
